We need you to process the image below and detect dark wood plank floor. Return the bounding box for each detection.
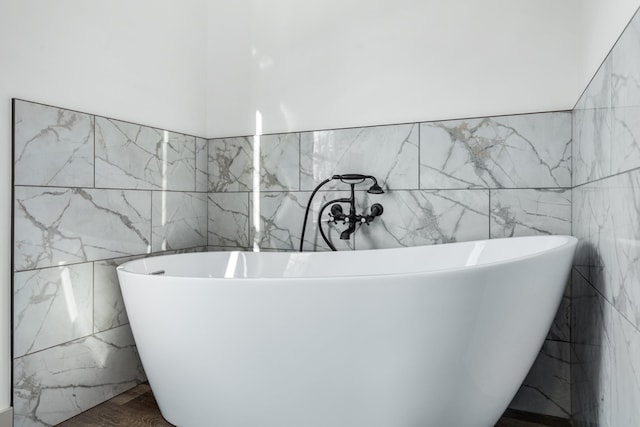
[57,384,570,427]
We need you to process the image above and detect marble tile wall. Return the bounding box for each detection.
[571,7,640,426]
[12,101,575,423]
[207,111,573,418]
[12,99,208,427]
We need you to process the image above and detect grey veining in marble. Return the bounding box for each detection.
[610,307,640,427]
[259,133,300,191]
[195,137,209,192]
[300,124,419,191]
[95,117,196,191]
[420,113,571,189]
[572,268,613,427]
[14,263,93,358]
[548,283,571,343]
[94,256,144,333]
[253,191,354,251]
[612,106,640,175]
[13,325,145,427]
[208,193,250,248]
[208,136,252,191]
[356,189,489,250]
[573,109,612,187]
[209,133,300,192]
[255,191,320,251]
[14,187,151,271]
[14,101,94,187]
[489,189,571,238]
[151,192,207,252]
[509,340,571,418]
[572,169,640,329]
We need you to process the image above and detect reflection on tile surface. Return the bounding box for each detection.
[14,187,151,271]
[548,283,571,343]
[14,263,93,358]
[94,256,144,333]
[420,113,571,189]
[509,340,571,418]
[14,100,94,187]
[13,326,145,427]
[610,309,640,427]
[571,270,612,427]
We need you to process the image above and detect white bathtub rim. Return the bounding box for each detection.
[117,235,577,281]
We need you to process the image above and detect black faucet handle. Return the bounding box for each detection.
[370,203,383,217]
[328,203,347,224]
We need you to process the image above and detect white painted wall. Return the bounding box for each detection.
[207,0,640,138]
[578,0,640,101]
[206,0,575,137]
[0,0,208,413]
[1,0,639,416]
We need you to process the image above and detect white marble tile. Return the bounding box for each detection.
[355,189,489,250]
[572,183,609,299]
[195,137,208,192]
[573,109,612,188]
[14,187,151,271]
[420,112,571,189]
[548,282,571,343]
[13,325,146,427]
[14,100,94,187]
[208,192,250,248]
[489,189,571,238]
[93,256,145,333]
[509,340,571,418]
[612,9,640,108]
[612,106,640,174]
[209,134,299,192]
[151,191,207,252]
[260,133,300,191]
[208,137,252,191]
[572,170,640,329]
[14,263,93,358]
[571,269,613,427]
[253,191,354,251]
[610,307,640,427]
[95,117,195,191]
[300,124,419,191]
[572,55,613,187]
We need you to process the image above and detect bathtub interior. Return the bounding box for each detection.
[119,235,575,280]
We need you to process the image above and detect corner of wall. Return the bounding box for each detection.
[0,407,12,427]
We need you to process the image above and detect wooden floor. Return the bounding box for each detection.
[57,384,570,427]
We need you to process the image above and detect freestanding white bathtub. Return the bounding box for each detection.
[117,235,576,427]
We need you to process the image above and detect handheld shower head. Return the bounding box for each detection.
[366,177,384,194]
[367,182,384,194]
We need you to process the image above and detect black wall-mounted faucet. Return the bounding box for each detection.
[299,174,385,251]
